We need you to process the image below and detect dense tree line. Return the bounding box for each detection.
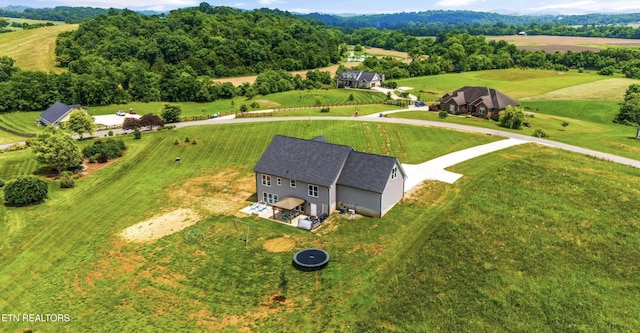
[0,54,335,112]
[0,6,110,24]
[347,29,640,78]
[55,5,343,78]
[304,11,640,39]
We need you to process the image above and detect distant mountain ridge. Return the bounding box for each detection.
[300,10,640,30]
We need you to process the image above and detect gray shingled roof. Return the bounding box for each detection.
[441,86,519,109]
[253,135,353,188]
[337,151,403,193]
[40,102,84,125]
[338,70,380,82]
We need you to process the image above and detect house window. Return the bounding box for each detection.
[391,166,398,180]
[290,180,296,188]
[449,104,455,112]
[263,192,278,204]
[261,174,271,186]
[308,185,319,198]
[479,106,486,114]
[277,178,281,186]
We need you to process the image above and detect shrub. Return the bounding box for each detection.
[82,138,127,160]
[97,152,108,163]
[133,127,141,140]
[184,137,190,143]
[108,130,114,136]
[562,121,569,127]
[4,176,48,206]
[499,106,525,130]
[191,137,198,145]
[88,156,96,163]
[0,179,4,187]
[439,110,448,119]
[532,128,549,138]
[320,107,330,113]
[60,172,75,189]
[174,139,180,145]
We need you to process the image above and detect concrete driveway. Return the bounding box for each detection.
[401,138,527,190]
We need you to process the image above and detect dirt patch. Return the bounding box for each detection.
[121,208,202,242]
[212,63,362,86]
[161,168,255,216]
[254,100,281,108]
[263,235,295,253]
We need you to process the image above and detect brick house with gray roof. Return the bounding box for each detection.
[440,86,519,119]
[254,135,406,218]
[336,70,384,89]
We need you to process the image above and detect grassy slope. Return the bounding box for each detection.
[1,123,639,331]
[0,122,499,331]
[0,24,78,72]
[395,68,611,101]
[357,144,640,331]
[391,69,640,159]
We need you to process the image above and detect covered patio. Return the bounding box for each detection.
[271,197,306,225]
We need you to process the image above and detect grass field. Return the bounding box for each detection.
[390,99,640,160]
[84,89,390,117]
[486,35,640,52]
[0,121,499,332]
[0,23,78,72]
[394,68,616,101]
[1,121,638,331]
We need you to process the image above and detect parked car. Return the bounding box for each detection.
[116,110,126,116]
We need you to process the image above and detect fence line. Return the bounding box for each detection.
[0,125,36,138]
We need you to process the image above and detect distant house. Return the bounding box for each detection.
[254,135,406,218]
[439,86,519,119]
[39,102,86,126]
[336,70,384,89]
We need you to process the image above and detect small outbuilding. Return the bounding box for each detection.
[39,102,86,126]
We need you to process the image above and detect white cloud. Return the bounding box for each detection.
[435,0,485,7]
[50,0,199,11]
[526,1,640,13]
[233,2,248,7]
[258,0,284,5]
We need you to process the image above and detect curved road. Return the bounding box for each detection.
[3,113,640,169]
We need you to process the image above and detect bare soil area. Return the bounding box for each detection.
[121,208,202,242]
[263,234,295,253]
[213,62,362,86]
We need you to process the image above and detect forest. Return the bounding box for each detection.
[1,3,640,113]
[305,11,640,39]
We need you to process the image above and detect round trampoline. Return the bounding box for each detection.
[293,248,330,271]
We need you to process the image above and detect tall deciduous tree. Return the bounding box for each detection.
[139,113,164,130]
[65,109,95,139]
[499,105,525,130]
[161,104,182,123]
[31,127,82,174]
[614,84,640,125]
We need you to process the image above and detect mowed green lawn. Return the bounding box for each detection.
[0,121,497,331]
[1,120,639,331]
[395,68,617,101]
[390,99,640,160]
[1,121,638,331]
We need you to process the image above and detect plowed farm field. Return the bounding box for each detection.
[487,35,640,52]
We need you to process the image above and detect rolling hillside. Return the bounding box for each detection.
[0,23,78,72]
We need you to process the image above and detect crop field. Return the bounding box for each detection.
[1,120,638,331]
[486,35,640,52]
[0,24,78,72]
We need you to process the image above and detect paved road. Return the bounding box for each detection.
[3,112,640,169]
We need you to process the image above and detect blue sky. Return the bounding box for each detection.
[2,0,640,15]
